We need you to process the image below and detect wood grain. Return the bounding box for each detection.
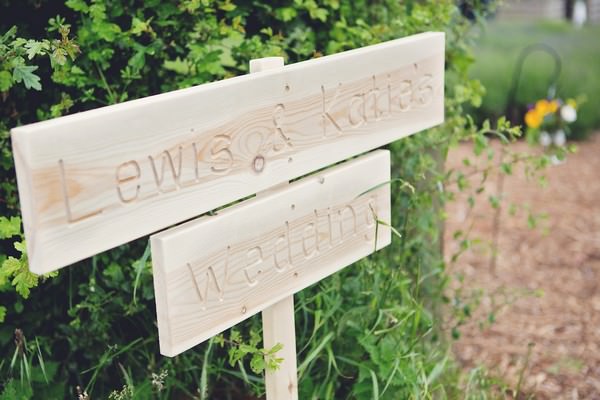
[151,150,392,357]
[250,56,299,400]
[262,296,298,400]
[12,32,443,273]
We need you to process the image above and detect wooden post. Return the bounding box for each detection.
[249,57,299,400]
[262,295,298,399]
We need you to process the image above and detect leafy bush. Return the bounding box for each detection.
[469,19,600,139]
[0,1,545,398]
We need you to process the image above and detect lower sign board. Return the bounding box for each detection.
[151,150,391,356]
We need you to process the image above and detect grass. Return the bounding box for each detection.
[470,19,600,138]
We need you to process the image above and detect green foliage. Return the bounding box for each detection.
[0,380,33,400]
[0,217,20,239]
[218,329,284,374]
[1,242,35,299]
[0,217,56,300]
[0,0,552,398]
[470,19,600,139]
[0,241,57,299]
[0,21,79,91]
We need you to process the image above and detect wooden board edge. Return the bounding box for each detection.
[11,133,40,272]
[151,234,176,357]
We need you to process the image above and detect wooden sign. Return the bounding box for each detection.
[151,150,391,357]
[11,32,444,274]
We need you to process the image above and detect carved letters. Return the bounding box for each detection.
[184,195,378,309]
[57,64,436,225]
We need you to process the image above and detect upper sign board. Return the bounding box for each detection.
[151,150,391,356]
[11,32,444,273]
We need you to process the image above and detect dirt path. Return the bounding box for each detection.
[445,134,600,399]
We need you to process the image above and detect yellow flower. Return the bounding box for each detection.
[535,99,550,116]
[525,109,543,129]
[548,100,559,113]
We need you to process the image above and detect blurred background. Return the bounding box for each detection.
[471,0,599,139]
[449,0,600,398]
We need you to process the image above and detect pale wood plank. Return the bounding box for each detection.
[12,32,442,273]
[250,56,299,400]
[150,150,392,357]
[262,296,298,400]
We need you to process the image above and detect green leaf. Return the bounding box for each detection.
[0,216,21,239]
[12,269,38,299]
[238,344,256,354]
[24,40,47,59]
[0,239,47,299]
[65,0,89,12]
[12,260,38,299]
[130,17,151,36]
[0,26,17,44]
[219,1,236,11]
[501,162,513,175]
[14,241,27,254]
[0,380,18,400]
[163,58,191,75]
[128,48,146,70]
[275,7,298,21]
[0,306,6,323]
[1,257,21,278]
[473,133,488,156]
[94,21,122,42]
[12,65,41,91]
[230,330,241,342]
[309,7,328,22]
[250,353,265,373]
[267,342,283,355]
[0,70,13,91]
[488,195,500,209]
[50,47,67,66]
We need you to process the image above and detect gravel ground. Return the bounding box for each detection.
[445,134,600,399]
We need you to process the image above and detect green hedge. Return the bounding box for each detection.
[1,1,506,398]
[470,19,600,139]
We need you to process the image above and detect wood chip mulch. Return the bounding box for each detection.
[444,133,600,399]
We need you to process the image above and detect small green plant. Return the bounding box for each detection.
[216,329,284,374]
[0,217,57,317]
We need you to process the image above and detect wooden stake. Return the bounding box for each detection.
[250,57,299,400]
[262,295,298,400]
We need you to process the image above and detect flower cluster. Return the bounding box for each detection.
[525,98,577,129]
[525,98,578,149]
